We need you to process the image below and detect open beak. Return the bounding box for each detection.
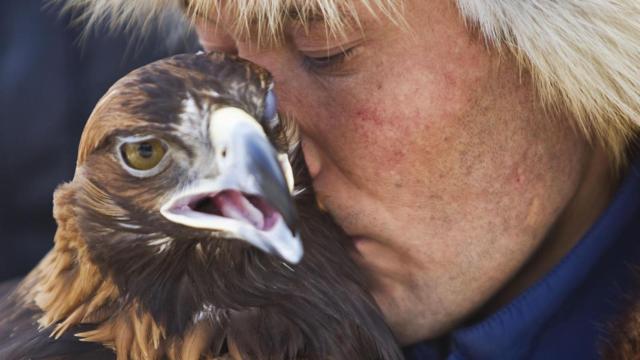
[160,107,302,263]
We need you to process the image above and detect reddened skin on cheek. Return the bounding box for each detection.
[354,108,384,126]
[351,104,413,172]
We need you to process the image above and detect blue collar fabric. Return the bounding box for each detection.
[404,157,640,360]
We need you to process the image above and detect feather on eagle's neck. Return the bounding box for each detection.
[20,182,225,360]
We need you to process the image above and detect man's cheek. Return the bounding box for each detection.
[330,103,421,181]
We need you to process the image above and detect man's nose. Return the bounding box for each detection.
[300,135,323,179]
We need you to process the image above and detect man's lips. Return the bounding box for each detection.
[347,236,372,258]
[312,192,377,257]
[350,236,368,249]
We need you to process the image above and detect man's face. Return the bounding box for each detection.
[196,0,589,343]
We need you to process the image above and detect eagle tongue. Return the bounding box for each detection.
[212,191,265,229]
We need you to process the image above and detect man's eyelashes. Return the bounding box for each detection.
[301,47,359,74]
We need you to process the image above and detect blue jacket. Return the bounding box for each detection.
[403,155,640,359]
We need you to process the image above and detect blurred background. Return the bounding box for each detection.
[0,1,198,281]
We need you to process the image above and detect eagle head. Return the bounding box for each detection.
[71,51,301,264]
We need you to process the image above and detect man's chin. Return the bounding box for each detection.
[372,284,456,346]
[368,277,427,345]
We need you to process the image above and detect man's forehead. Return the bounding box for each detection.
[188,0,401,42]
[190,0,351,18]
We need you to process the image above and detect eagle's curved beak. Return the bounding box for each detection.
[160,107,302,264]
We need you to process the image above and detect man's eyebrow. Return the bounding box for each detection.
[286,3,327,23]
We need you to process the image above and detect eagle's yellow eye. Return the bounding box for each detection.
[120,139,166,171]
